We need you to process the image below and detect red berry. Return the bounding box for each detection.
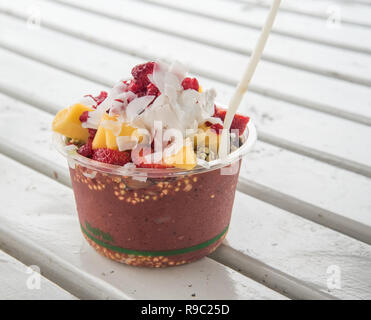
[137,90,148,98]
[88,129,97,140]
[232,114,250,135]
[131,62,155,89]
[84,91,108,107]
[78,140,93,158]
[213,107,250,136]
[92,148,131,166]
[205,120,223,135]
[79,110,89,123]
[95,91,108,105]
[213,106,225,119]
[210,123,223,134]
[127,80,140,94]
[128,80,149,97]
[146,83,159,96]
[182,77,199,91]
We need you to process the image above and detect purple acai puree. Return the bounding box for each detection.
[69,162,241,267]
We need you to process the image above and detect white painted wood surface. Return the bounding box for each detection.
[0,34,370,244]
[1,94,371,300]
[2,0,371,127]
[0,153,286,300]
[0,250,76,300]
[0,0,370,299]
[1,13,371,176]
[51,0,371,87]
[240,0,371,28]
[136,0,371,53]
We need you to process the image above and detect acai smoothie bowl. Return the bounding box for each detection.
[52,60,257,268]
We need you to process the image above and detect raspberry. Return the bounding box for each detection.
[131,62,155,89]
[137,90,149,98]
[181,77,199,91]
[127,80,140,94]
[128,80,149,97]
[213,107,250,136]
[79,110,89,123]
[84,91,108,107]
[146,83,159,96]
[77,139,93,158]
[88,129,97,140]
[92,148,131,166]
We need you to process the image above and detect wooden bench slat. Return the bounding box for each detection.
[0,250,77,300]
[52,0,371,87]
[134,0,371,52]
[0,14,370,175]
[0,40,371,243]
[0,153,287,300]
[2,96,371,299]
[0,0,369,301]
[1,0,371,127]
[239,0,371,28]
[222,192,371,300]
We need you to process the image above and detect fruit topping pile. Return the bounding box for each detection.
[52,61,250,169]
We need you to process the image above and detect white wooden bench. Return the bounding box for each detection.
[0,0,370,300]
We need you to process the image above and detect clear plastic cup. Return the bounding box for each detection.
[54,120,257,267]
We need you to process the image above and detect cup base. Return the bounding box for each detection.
[82,232,226,268]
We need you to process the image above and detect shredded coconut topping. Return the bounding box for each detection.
[81,60,218,144]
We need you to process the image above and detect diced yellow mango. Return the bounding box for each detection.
[164,139,197,170]
[92,124,108,149]
[198,85,203,93]
[106,123,137,150]
[104,130,117,150]
[52,103,93,141]
[92,114,139,150]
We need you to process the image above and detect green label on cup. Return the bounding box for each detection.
[81,223,228,257]
[85,221,114,243]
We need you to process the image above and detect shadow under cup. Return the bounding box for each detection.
[55,121,257,268]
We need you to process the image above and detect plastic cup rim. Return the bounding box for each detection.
[53,119,257,178]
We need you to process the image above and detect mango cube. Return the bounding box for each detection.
[106,124,138,150]
[92,124,107,149]
[164,139,197,170]
[52,103,93,142]
[92,114,139,150]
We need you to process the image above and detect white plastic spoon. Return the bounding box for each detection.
[219,0,281,158]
